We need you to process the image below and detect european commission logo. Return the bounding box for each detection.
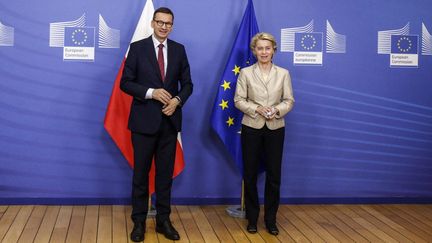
[281,20,346,66]
[377,23,417,67]
[390,35,418,67]
[64,27,95,61]
[376,22,432,68]
[0,21,14,46]
[49,13,120,61]
[294,33,323,65]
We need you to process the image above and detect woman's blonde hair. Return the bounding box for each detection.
[250,32,277,53]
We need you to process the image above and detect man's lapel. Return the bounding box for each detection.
[165,40,175,83]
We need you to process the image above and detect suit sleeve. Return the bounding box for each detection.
[234,70,259,118]
[119,43,149,100]
[176,46,193,105]
[274,69,294,118]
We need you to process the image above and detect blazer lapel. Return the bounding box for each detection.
[252,64,267,87]
[165,40,175,83]
[252,63,277,88]
[267,64,277,85]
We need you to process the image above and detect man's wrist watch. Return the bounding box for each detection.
[174,96,182,104]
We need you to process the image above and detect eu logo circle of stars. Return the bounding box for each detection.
[71,29,88,46]
[397,36,412,53]
[301,34,316,51]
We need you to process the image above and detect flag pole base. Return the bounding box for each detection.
[226,205,246,218]
[147,205,156,218]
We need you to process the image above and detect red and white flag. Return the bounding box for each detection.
[104,0,185,194]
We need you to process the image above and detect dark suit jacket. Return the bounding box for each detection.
[120,36,193,134]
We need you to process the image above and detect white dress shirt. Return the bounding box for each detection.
[145,35,168,99]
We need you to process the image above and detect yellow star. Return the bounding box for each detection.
[221,80,231,91]
[232,65,241,76]
[219,99,229,110]
[226,116,234,127]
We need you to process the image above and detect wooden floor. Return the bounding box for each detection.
[1,204,432,242]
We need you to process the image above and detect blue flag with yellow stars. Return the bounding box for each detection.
[210,0,259,175]
[391,35,418,54]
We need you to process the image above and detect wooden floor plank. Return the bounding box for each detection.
[299,205,353,242]
[65,206,86,243]
[17,206,47,243]
[112,205,127,243]
[201,206,235,243]
[189,206,219,243]
[315,205,368,243]
[371,205,429,243]
[214,206,250,243]
[81,205,98,243]
[97,205,112,243]
[386,204,432,239]
[395,205,432,228]
[0,205,21,241]
[277,206,311,243]
[1,204,432,242]
[34,206,60,243]
[0,206,8,219]
[324,205,384,242]
[415,204,432,219]
[2,205,33,243]
[124,206,134,243]
[360,205,421,242]
[145,217,159,243]
[280,205,324,242]
[289,205,339,242]
[49,206,73,243]
[337,205,396,243]
[255,219,282,243]
[234,217,266,243]
[349,205,412,242]
[171,205,188,243]
[176,206,204,243]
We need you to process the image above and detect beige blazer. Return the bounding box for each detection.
[234,63,294,130]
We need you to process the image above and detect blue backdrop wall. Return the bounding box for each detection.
[1,0,431,204]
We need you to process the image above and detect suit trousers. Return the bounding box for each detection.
[241,124,285,225]
[131,116,177,224]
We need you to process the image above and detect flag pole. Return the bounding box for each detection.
[226,179,246,218]
[148,195,156,217]
[211,0,258,219]
[241,180,245,211]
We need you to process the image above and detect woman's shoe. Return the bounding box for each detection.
[266,223,279,235]
[246,224,257,234]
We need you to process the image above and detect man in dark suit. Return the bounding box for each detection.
[120,7,193,242]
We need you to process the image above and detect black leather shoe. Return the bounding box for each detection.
[266,223,279,235]
[246,224,257,234]
[130,222,145,242]
[156,220,180,240]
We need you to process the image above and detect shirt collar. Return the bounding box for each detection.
[152,34,168,48]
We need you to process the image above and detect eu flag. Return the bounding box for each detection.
[391,35,418,54]
[64,27,95,47]
[294,32,323,52]
[210,0,259,175]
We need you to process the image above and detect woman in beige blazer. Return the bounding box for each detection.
[234,32,294,235]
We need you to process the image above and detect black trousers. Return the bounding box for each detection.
[241,124,285,225]
[131,116,177,224]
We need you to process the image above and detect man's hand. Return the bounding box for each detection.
[153,89,172,105]
[162,98,180,116]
